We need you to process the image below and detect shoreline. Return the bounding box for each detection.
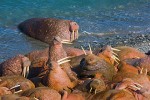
[72,32,150,52]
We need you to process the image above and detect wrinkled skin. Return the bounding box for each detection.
[0,75,35,93]
[0,94,34,100]
[62,90,85,100]
[132,56,150,74]
[0,87,12,96]
[113,61,139,83]
[79,54,116,82]
[42,61,75,92]
[94,45,115,65]
[0,54,31,76]
[99,89,136,100]
[114,67,150,100]
[21,87,61,100]
[114,46,146,61]
[18,18,79,43]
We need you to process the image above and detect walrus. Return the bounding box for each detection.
[0,54,31,77]
[41,61,75,92]
[18,18,79,43]
[21,87,61,100]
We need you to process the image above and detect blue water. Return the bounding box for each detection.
[0,0,150,62]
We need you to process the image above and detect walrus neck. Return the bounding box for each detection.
[49,45,67,61]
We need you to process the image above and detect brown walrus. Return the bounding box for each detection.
[21,87,61,100]
[0,75,35,93]
[42,61,75,92]
[0,54,31,77]
[18,18,79,43]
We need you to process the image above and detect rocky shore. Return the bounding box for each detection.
[73,32,150,53]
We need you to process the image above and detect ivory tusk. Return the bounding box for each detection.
[88,43,92,54]
[22,67,26,77]
[61,41,73,44]
[134,83,143,88]
[81,46,87,55]
[90,87,92,93]
[14,90,23,94]
[95,89,97,94]
[129,85,141,90]
[72,30,75,41]
[140,67,143,74]
[9,84,20,90]
[58,60,71,65]
[34,97,39,100]
[57,56,73,63]
[112,55,120,61]
[76,30,78,39]
[112,48,121,51]
[26,66,30,78]
[112,51,118,56]
[62,39,71,42]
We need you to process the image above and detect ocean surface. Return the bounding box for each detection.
[0,0,150,63]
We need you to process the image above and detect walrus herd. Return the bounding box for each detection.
[0,18,150,100]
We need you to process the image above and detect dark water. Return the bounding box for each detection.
[0,0,150,62]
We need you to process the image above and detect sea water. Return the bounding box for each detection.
[0,0,150,62]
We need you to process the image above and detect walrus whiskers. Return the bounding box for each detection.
[88,43,93,54]
[112,48,121,51]
[81,46,87,55]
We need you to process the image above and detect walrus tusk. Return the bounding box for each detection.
[112,55,120,61]
[14,90,23,94]
[61,41,73,44]
[95,89,97,94]
[57,56,74,63]
[26,66,30,78]
[88,43,92,54]
[112,51,118,56]
[70,30,74,41]
[113,58,119,64]
[112,48,121,51]
[140,67,143,74]
[134,83,143,88]
[34,97,39,100]
[81,46,87,55]
[22,66,26,77]
[9,84,20,90]
[89,87,92,93]
[58,60,71,65]
[129,85,141,90]
[62,39,71,42]
[76,30,78,39]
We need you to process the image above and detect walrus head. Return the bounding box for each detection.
[69,21,79,41]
